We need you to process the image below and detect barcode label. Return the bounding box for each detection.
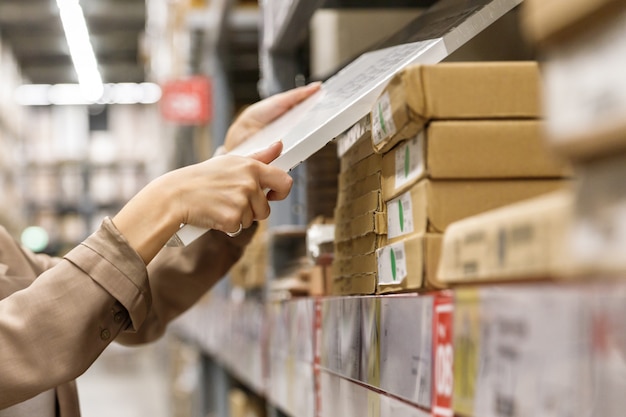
[377,242,407,284]
[372,92,396,145]
[387,192,414,239]
[395,133,425,190]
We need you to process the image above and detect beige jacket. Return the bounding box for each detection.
[0,217,253,415]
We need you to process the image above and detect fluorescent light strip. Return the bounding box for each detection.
[14,83,162,106]
[56,0,103,101]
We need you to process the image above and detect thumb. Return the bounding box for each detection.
[249,141,283,164]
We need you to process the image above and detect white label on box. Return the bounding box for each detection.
[387,191,415,239]
[336,115,370,157]
[544,8,626,143]
[395,133,425,190]
[371,92,397,145]
[377,241,407,284]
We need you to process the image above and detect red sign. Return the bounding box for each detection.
[432,292,454,417]
[160,76,212,124]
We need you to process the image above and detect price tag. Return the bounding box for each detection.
[432,292,454,417]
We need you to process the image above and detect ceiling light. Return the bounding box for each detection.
[56,0,103,101]
[14,83,162,106]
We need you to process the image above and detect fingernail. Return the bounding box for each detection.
[307,81,322,88]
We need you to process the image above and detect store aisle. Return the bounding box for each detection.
[77,341,171,417]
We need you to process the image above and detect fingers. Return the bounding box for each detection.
[248,82,322,125]
[249,141,283,164]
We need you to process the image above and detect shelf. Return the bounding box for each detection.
[173,279,626,417]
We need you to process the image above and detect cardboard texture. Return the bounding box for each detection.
[332,273,377,296]
[522,0,624,45]
[229,221,268,289]
[537,8,626,159]
[384,178,567,238]
[376,233,443,293]
[339,153,382,188]
[370,62,542,153]
[334,190,383,222]
[336,233,385,259]
[332,252,378,277]
[337,115,374,165]
[335,210,387,243]
[337,172,382,205]
[382,120,572,200]
[568,152,626,274]
[437,190,575,284]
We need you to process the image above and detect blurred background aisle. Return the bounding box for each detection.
[77,341,171,417]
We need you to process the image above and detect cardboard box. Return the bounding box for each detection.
[332,252,378,278]
[337,114,374,164]
[335,210,386,243]
[370,62,542,153]
[339,153,382,188]
[337,172,382,205]
[384,179,568,241]
[534,7,626,159]
[336,233,385,259]
[310,8,423,79]
[332,273,378,296]
[522,0,624,46]
[568,152,626,275]
[382,120,572,200]
[376,233,443,292]
[334,190,383,223]
[437,190,575,284]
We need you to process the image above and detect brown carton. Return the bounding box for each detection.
[381,120,572,200]
[376,233,443,293]
[337,172,382,205]
[370,62,542,153]
[437,190,575,284]
[522,0,624,45]
[335,210,386,243]
[522,2,626,159]
[336,233,385,259]
[337,115,375,170]
[332,273,377,295]
[384,178,567,240]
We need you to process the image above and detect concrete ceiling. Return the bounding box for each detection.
[0,0,146,84]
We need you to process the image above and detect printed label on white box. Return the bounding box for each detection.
[372,92,397,145]
[395,133,425,190]
[377,242,408,284]
[387,191,415,239]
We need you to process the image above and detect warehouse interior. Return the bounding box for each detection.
[1,0,625,417]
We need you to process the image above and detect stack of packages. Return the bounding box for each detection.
[229,220,269,290]
[437,0,626,284]
[370,61,572,293]
[332,115,385,294]
[520,0,626,277]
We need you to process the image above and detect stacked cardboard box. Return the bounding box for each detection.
[371,62,572,293]
[332,115,384,295]
[520,0,626,275]
[229,220,269,289]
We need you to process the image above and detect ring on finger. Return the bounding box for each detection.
[226,223,243,238]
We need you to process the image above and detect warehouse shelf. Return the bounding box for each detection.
[173,279,626,417]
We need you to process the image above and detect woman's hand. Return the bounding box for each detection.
[113,142,292,264]
[222,83,321,152]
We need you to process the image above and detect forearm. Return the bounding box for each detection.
[117,225,256,345]
[112,175,181,265]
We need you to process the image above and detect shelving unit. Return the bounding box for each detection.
[164,1,561,417]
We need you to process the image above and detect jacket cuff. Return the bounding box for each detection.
[64,217,151,331]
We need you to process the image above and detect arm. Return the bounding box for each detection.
[117,84,321,344]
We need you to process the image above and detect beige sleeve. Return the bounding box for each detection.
[116,223,256,345]
[0,218,150,409]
